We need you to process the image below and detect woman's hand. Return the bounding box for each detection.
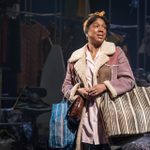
[77,87,89,99]
[88,84,106,97]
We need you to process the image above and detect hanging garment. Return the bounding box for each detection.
[18,22,50,90]
[40,45,65,106]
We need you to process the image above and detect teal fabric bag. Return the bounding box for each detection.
[49,99,76,149]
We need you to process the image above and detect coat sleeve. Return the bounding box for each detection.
[62,63,73,99]
[104,47,135,97]
[62,63,80,102]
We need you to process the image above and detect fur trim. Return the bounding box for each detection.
[69,41,116,63]
[68,41,116,89]
[68,45,86,63]
[101,40,116,55]
[74,55,88,88]
[104,80,117,97]
[75,106,86,150]
[69,83,80,102]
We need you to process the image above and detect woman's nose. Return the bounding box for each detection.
[97,27,104,32]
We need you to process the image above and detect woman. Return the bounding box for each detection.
[62,11,135,150]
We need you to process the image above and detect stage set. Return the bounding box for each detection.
[0,0,150,150]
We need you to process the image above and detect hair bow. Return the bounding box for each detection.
[89,11,105,17]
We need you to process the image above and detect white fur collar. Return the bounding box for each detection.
[69,40,116,63]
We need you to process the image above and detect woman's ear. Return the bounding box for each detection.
[85,33,88,38]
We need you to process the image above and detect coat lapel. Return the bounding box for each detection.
[74,55,88,87]
[69,41,116,87]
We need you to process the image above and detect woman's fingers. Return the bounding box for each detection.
[88,89,97,96]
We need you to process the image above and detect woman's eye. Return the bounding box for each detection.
[93,24,106,30]
[93,24,99,28]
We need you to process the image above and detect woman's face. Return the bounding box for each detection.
[87,18,107,46]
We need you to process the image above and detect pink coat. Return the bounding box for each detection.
[62,41,135,150]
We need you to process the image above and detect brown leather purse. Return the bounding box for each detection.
[67,95,85,121]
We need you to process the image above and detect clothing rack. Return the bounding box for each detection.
[6,9,61,17]
[21,11,61,17]
[110,24,138,29]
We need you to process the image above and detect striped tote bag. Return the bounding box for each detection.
[49,99,76,149]
[100,86,150,137]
